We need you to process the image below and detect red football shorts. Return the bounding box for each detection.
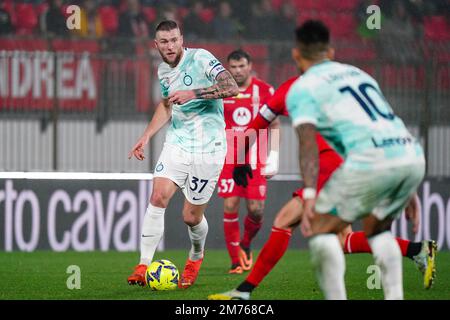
[218,164,267,200]
[293,150,343,201]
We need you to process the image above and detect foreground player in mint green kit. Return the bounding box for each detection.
[127,20,238,288]
[287,21,426,300]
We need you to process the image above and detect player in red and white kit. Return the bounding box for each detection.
[209,76,436,300]
[218,49,280,274]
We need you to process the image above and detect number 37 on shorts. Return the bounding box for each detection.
[217,178,235,194]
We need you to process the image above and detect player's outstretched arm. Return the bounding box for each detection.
[169,70,239,104]
[193,70,239,100]
[128,99,172,161]
[168,70,238,105]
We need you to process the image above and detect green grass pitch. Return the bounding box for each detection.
[1,250,448,300]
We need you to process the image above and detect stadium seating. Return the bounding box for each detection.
[1,0,16,26]
[271,0,284,11]
[437,67,450,89]
[293,0,331,12]
[118,0,128,13]
[177,6,190,20]
[297,10,318,25]
[335,40,376,61]
[36,2,48,16]
[60,4,71,18]
[424,16,450,41]
[381,65,425,90]
[316,11,334,29]
[142,6,157,24]
[98,5,119,35]
[1,0,447,94]
[330,0,360,11]
[333,14,358,39]
[15,3,38,35]
[199,8,215,24]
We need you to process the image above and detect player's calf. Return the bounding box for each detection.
[368,231,403,299]
[309,233,347,300]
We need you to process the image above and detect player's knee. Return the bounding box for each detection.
[150,190,170,208]
[337,226,352,248]
[273,216,287,229]
[182,209,202,227]
[248,209,263,222]
[272,222,293,233]
[273,213,297,230]
[247,201,264,221]
[224,198,240,213]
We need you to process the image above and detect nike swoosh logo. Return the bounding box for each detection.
[141,235,155,237]
[192,197,203,201]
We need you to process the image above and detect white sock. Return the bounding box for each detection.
[368,231,403,300]
[139,204,165,266]
[188,216,208,261]
[309,234,347,300]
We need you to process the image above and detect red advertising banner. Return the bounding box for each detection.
[0,38,100,111]
[0,39,268,113]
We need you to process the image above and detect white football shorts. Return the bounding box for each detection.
[153,143,226,205]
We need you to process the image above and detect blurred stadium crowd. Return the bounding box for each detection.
[0,0,449,42]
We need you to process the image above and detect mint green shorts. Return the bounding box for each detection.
[315,161,425,222]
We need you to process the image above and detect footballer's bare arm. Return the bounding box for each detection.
[168,70,238,105]
[296,123,319,189]
[128,99,171,161]
[193,70,239,99]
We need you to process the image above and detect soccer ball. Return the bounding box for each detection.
[145,259,179,290]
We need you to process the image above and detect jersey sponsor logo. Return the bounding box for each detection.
[371,136,414,148]
[183,74,193,86]
[209,59,218,66]
[232,107,252,126]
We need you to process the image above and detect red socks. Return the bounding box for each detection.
[223,212,240,265]
[343,231,371,253]
[344,231,410,257]
[395,237,410,256]
[241,215,263,249]
[246,227,292,286]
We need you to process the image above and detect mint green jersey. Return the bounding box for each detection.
[158,48,227,154]
[286,60,424,170]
